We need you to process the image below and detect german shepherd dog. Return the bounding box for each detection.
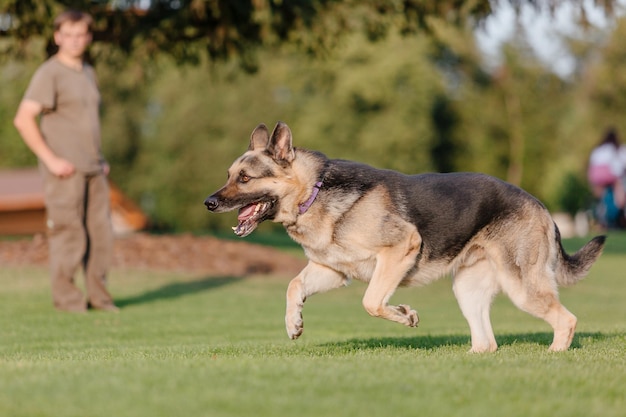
[204,121,606,352]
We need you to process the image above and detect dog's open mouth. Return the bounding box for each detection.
[232,201,272,237]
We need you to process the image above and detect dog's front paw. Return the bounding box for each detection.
[285,312,304,339]
[398,304,419,327]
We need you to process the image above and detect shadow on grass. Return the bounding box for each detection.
[116,276,243,308]
[320,331,615,351]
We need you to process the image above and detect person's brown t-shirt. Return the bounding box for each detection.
[24,57,104,174]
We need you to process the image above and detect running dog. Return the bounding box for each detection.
[204,121,605,352]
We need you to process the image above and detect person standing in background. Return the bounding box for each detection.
[587,127,626,228]
[13,10,118,312]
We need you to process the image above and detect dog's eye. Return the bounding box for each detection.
[239,172,251,183]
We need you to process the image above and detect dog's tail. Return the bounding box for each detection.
[556,229,606,286]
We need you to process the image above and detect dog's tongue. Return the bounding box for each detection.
[238,204,257,221]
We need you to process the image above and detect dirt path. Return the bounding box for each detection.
[0,233,306,277]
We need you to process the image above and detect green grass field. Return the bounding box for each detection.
[1,233,625,417]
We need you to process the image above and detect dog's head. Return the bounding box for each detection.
[204,121,298,237]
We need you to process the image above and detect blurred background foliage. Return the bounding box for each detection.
[1,0,626,232]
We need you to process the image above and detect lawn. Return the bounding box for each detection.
[1,233,625,417]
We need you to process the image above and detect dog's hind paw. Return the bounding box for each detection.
[398,304,419,327]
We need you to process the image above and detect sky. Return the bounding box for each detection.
[474,0,624,78]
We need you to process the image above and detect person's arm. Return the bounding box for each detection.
[13,99,75,178]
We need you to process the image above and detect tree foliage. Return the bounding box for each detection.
[0,0,492,70]
[3,1,616,69]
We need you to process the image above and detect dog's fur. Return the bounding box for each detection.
[205,121,606,352]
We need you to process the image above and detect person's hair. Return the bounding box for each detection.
[53,10,93,32]
[600,127,621,148]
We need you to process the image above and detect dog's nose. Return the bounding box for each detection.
[204,196,219,211]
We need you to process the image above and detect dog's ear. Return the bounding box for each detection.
[249,124,270,151]
[268,121,295,164]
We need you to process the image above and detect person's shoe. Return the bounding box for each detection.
[56,305,88,313]
[88,302,120,312]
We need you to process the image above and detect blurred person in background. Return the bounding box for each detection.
[13,10,118,312]
[587,127,626,229]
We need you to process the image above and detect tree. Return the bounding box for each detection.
[426,20,581,208]
[0,0,480,68]
[2,1,616,70]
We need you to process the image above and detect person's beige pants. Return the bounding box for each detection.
[42,168,115,311]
